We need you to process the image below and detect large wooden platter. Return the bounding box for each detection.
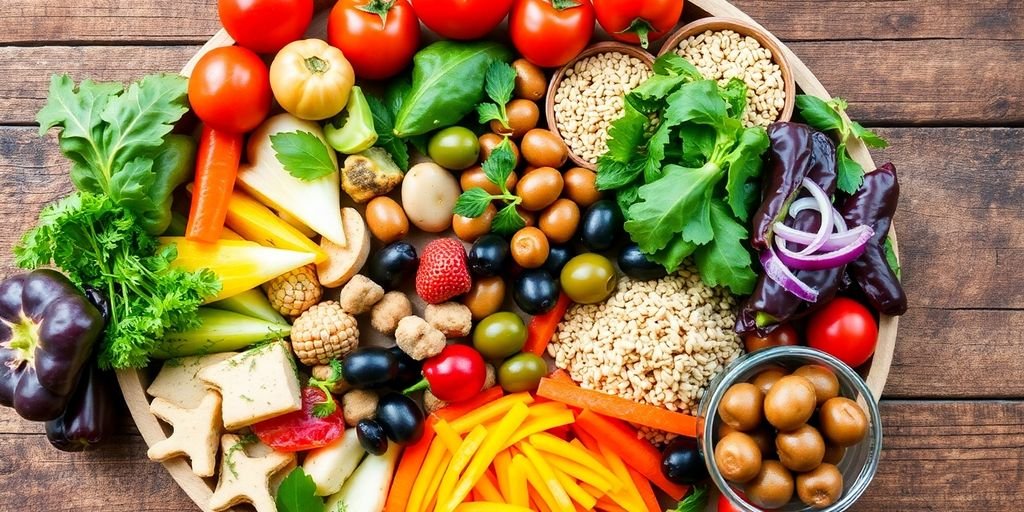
[116,0,900,509]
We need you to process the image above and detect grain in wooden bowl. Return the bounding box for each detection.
[659,17,796,127]
[544,42,655,170]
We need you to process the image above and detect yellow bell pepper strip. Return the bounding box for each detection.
[528,434,619,488]
[519,451,561,512]
[432,423,504,505]
[454,503,535,512]
[269,39,355,121]
[449,392,533,434]
[424,450,455,512]
[435,425,488,511]
[544,454,615,495]
[160,237,316,302]
[445,402,530,511]
[508,454,530,507]
[519,441,574,512]
[221,188,327,263]
[549,463,598,510]
[573,432,645,512]
[407,431,452,512]
[503,408,576,449]
[493,449,513,499]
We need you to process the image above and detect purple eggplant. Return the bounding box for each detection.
[0,269,103,421]
[840,163,907,315]
[750,123,816,250]
[45,364,113,452]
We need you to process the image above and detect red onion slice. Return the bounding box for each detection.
[760,247,819,302]
[774,223,868,252]
[774,225,875,270]
[794,178,833,256]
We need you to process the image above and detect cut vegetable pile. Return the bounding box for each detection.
[0,1,907,511]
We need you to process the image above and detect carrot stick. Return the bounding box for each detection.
[537,378,699,438]
[435,386,505,422]
[628,467,662,512]
[386,416,437,512]
[574,410,688,501]
[186,126,242,243]
[523,292,572,356]
[547,369,575,384]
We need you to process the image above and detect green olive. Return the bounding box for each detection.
[498,353,548,392]
[560,253,618,304]
[472,312,527,360]
[428,126,480,170]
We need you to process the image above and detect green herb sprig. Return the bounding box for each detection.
[453,139,527,235]
[271,131,338,181]
[308,359,344,418]
[366,83,411,171]
[673,485,709,512]
[475,61,518,129]
[275,468,324,512]
[795,95,889,194]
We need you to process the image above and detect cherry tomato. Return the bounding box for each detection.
[328,0,420,80]
[719,491,759,511]
[592,0,683,49]
[807,297,879,368]
[187,46,272,134]
[251,388,345,452]
[412,0,515,40]
[218,0,313,54]
[421,344,486,402]
[743,324,800,353]
[509,0,595,68]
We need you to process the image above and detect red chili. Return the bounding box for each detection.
[592,0,683,49]
[414,344,486,402]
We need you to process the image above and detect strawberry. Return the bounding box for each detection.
[416,238,473,304]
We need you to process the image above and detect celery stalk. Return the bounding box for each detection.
[151,308,290,359]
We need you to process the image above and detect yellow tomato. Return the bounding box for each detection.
[270,39,354,121]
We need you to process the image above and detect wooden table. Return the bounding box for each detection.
[0,1,1021,509]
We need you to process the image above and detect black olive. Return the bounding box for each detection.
[375,393,425,445]
[541,243,574,277]
[468,233,510,277]
[356,419,389,456]
[661,437,708,485]
[513,269,560,315]
[618,243,668,281]
[387,345,423,390]
[342,347,399,389]
[580,200,624,252]
[367,242,418,289]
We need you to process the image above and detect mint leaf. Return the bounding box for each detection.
[836,143,866,194]
[795,95,843,132]
[483,61,517,107]
[481,139,516,193]
[476,102,504,126]
[694,200,757,294]
[454,188,494,218]
[797,94,889,194]
[271,131,337,181]
[491,204,526,235]
[276,468,324,512]
[851,121,889,148]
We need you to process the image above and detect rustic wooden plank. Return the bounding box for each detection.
[0,400,1018,510]
[0,38,1022,126]
[0,0,219,44]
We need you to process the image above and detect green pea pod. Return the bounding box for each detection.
[393,41,512,138]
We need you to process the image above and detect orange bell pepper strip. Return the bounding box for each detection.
[186,126,242,243]
[523,292,572,356]
[628,467,662,512]
[434,386,505,422]
[386,416,437,512]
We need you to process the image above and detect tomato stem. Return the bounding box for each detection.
[304,55,329,74]
[551,0,581,10]
[358,0,397,26]
[619,18,655,49]
[403,378,430,395]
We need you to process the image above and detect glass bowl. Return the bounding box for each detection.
[697,346,883,511]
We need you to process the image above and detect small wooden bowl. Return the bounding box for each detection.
[658,16,796,125]
[544,41,656,170]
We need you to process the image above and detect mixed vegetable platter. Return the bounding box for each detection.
[0,0,907,511]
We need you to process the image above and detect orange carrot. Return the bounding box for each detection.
[574,410,687,501]
[387,416,438,512]
[523,292,572,356]
[537,378,699,438]
[547,369,575,384]
[628,467,661,512]
[434,386,505,422]
[186,126,242,243]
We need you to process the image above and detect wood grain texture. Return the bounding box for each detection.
[0,400,1018,511]
[0,0,219,44]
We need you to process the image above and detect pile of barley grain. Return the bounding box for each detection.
[549,263,743,443]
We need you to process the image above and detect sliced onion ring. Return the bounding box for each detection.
[789,199,847,233]
[794,178,833,256]
[774,222,866,252]
[760,247,819,302]
[775,225,875,270]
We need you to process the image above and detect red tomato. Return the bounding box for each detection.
[218,0,313,54]
[743,324,799,353]
[509,0,595,68]
[251,388,345,452]
[328,0,420,80]
[592,0,683,49]
[718,490,760,511]
[412,0,514,40]
[807,297,879,368]
[187,46,272,134]
[422,344,487,403]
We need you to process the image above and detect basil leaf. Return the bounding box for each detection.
[276,468,323,512]
[476,102,504,125]
[366,95,410,171]
[796,94,844,132]
[394,41,512,137]
[884,238,901,279]
[851,121,889,148]
[271,131,337,181]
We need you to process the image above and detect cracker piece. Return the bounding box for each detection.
[146,391,222,477]
[209,434,296,512]
[147,353,236,408]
